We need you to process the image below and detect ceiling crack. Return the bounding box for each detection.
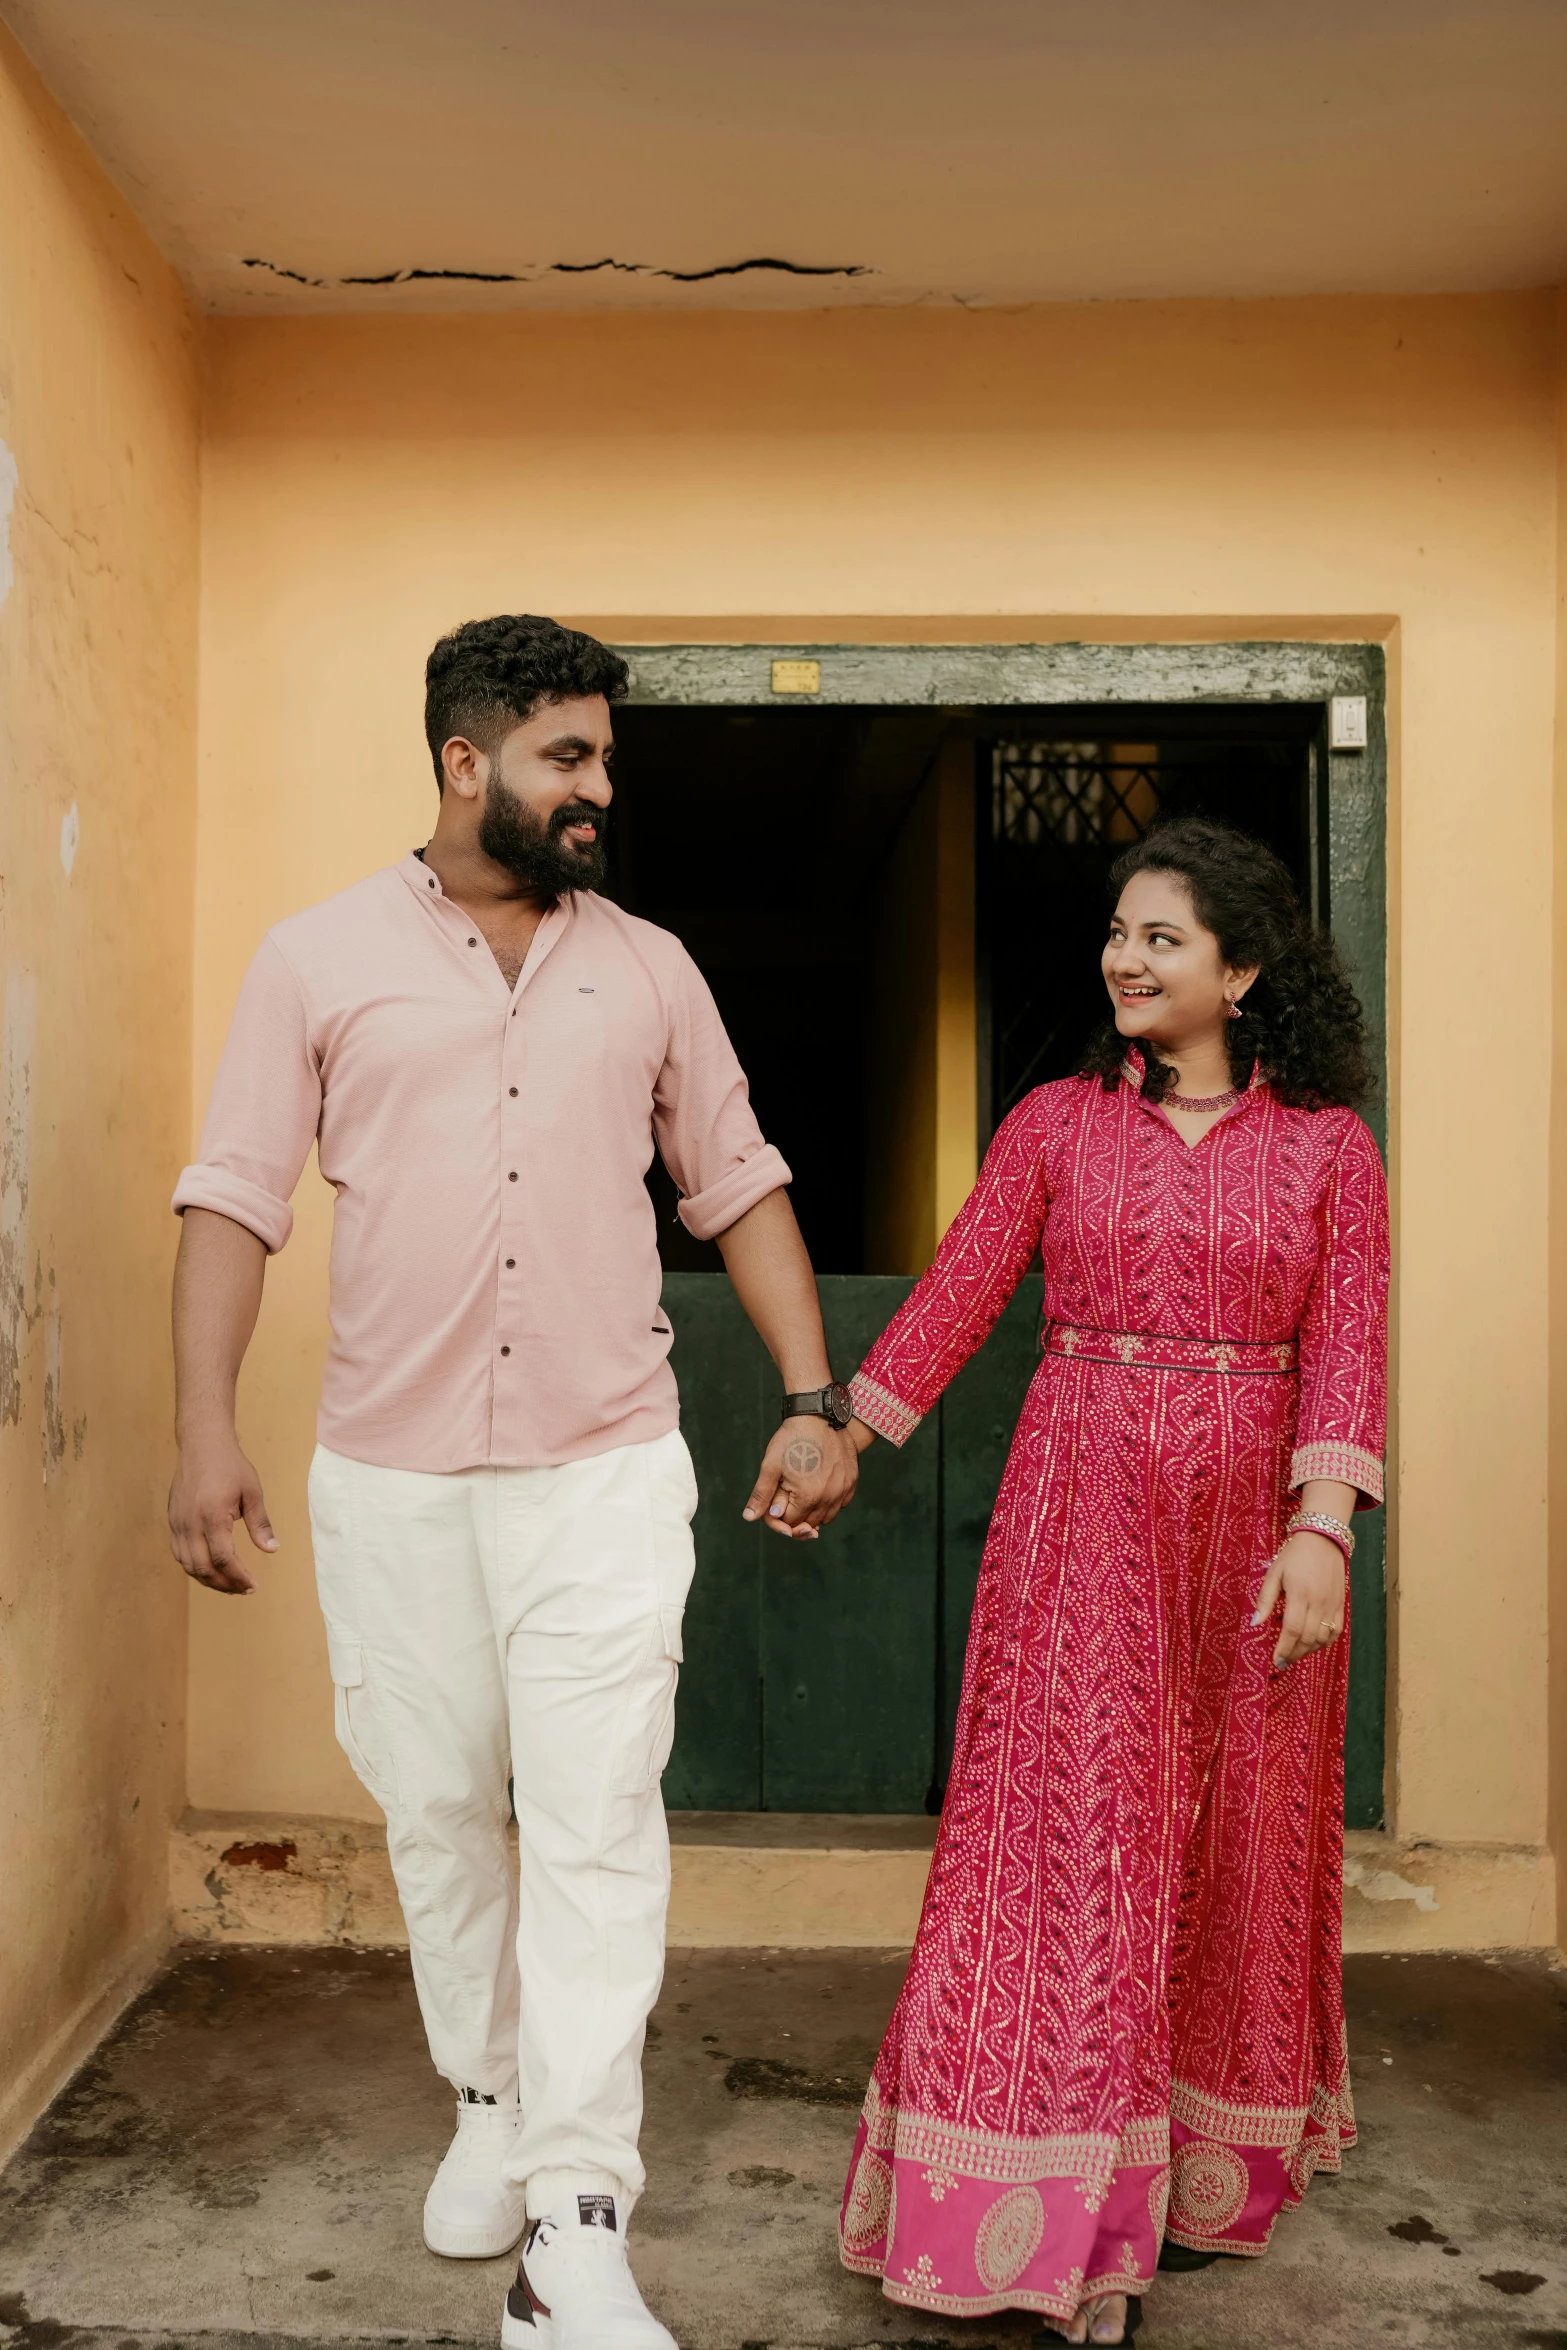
[239,254,873,290]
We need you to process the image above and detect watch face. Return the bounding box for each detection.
[826,1382,854,1430]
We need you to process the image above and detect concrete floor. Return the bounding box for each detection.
[0,1945,1563,2350]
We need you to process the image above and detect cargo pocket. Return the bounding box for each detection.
[609,1613,684,1797]
[606,1434,697,1797]
[327,1635,399,1809]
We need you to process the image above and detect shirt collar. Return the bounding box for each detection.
[397,848,578,928]
[396,849,578,983]
[401,847,444,900]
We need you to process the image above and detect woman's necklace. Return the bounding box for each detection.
[1166,1084,1238,1112]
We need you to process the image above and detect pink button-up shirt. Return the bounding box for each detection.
[173,854,790,1471]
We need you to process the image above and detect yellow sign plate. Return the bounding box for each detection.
[770,658,821,695]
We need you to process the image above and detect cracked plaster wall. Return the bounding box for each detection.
[0,23,199,2156]
[1551,288,1567,1948]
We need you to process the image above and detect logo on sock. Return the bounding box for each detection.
[578,2193,617,2231]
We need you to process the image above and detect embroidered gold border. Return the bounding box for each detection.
[861,2079,1170,2191]
[1170,2077,1310,2150]
[847,1372,921,1449]
[1290,1439,1384,1503]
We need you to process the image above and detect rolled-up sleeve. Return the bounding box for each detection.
[171,936,321,1254]
[654,949,790,1242]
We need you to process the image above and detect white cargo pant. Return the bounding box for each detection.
[307,1428,698,2196]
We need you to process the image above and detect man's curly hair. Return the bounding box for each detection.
[424,614,630,789]
[1080,816,1375,1111]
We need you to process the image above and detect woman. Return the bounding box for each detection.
[836,819,1387,2346]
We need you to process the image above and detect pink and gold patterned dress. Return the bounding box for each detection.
[839,1052,1388,2324]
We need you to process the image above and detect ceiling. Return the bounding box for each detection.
[6,0,1567,314]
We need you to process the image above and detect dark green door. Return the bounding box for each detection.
[662,1275,937,1811]
[663,1271,1042,1814]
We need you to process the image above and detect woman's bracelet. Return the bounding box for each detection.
[1286,1509,1355,1565]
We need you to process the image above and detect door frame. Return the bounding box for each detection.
[615,637,1390,1825]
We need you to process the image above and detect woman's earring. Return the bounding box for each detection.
[1226,999,1243,1019]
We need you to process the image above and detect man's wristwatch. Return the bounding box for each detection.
[781,1382,855,1431]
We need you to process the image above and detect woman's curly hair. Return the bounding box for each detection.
[1080,816,1375,1111]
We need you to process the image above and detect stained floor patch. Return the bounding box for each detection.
[0,1947,1563,2349]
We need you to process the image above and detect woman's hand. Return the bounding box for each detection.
[1252,1530,1346,1668]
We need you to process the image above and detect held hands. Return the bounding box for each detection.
[1252,1529,1346,1668]
[742,1416,866,1541]
[168,1429,278,1594]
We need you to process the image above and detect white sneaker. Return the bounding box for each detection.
[423,2099,526,2259]
[502,2197,675,2350]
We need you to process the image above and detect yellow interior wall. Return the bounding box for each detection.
[857,736,977,1277]
[186,295,1559,1900]
[933,745,978,1247]
[864,766,940,1277]
[0,27,199,2153]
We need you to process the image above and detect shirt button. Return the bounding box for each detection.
[500,1345,511,1357]
[505,1257,515,1269]
[468,936,478,946]
[509,1170,518,1182]
[509,1086,518,1097]
[427,877,435,889]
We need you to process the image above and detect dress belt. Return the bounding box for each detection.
[1042,1321,1298,1375]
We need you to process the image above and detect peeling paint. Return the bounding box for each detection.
[42,1287,64,1481]
[219,1838,297,1872]
[0,439,15,607]
[1343,1853,1439,1911]
[241,253,872,291]
[0,971,36,1426]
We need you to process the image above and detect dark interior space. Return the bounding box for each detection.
[606,701,1324,1271]
[604,705,944,1273]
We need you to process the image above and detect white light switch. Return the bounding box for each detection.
[1330,695,1368,751]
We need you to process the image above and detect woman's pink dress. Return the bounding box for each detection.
[839,1054,1388,2324]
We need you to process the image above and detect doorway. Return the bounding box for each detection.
[606,642,1387,1823]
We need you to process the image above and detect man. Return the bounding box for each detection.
[169,615,861,2350]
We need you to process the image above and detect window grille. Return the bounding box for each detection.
[992,741,1163,847]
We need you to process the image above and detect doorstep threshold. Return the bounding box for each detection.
[666,1810,938,1851]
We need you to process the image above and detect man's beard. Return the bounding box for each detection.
[478,777,609,895]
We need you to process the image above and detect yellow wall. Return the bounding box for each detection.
[0,28,199,2153]
[865,740,977,1276]
[186,295,1560,1908]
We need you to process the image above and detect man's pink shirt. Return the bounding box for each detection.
[173,853,791,1471]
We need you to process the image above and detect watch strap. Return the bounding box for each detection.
[782,1383,853,1430]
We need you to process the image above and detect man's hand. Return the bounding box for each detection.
[169,1428,278,1593]
[743,1418,860,1541]
[170,1207,273,1593]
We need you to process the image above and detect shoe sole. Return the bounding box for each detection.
[500,2305,552,2350]
[424,2209,527,2260]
